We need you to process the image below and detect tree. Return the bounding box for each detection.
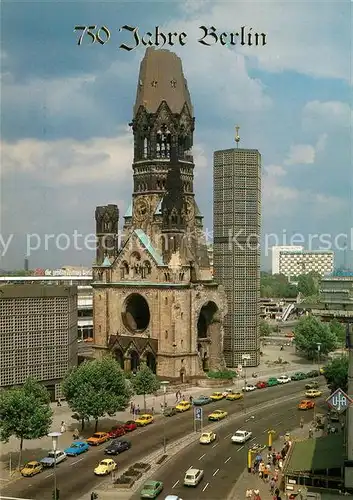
[0,378,53,468]
[260,272,297,298]
[293,315,338,359]
[329,319,346,345]
[296,272,321,297]
[259,319,272,337]
[324,356,348,393]
[62,356,131,432]
[131,364,160,411]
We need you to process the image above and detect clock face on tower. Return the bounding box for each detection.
[184,199,195,221]
[134,198,149,221]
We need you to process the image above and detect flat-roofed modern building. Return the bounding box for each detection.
[213,147,261,367]
[0,284,78,400]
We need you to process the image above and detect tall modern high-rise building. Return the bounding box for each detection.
[213,145,261,367]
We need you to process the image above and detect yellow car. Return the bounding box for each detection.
[86,432,110,446]
[135,414,154,426]
[305,389,322,398]
[319,367,325,374]
[175,401,191,412]
[21,461,43,477]
[210,392,224,401]
[226,391,243,401]
[94,458,117,475]
[199,432,216,444]
[208,409,228,421]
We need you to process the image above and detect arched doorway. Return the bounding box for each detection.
[130,350,140,372]
[197,301,220,372]
[197,301,219,338]
[115,349,124,370]
[146,352,156,374]
[122,293,150,333]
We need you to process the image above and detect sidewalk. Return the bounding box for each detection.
[228,422,323,500]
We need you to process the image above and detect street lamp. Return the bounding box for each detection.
[316,343,321,373]
[241,354,251,416]
[48,431,61,500]
[160,381,169,454]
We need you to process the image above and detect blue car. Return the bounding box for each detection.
[64,441,89,457]
[193,395,212,406]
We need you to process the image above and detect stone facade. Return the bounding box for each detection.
[92,48,227,380]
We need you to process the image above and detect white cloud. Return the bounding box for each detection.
[264,165,286,176]
[175,1,349,82]
[284,144,316,166]
[302,101,351,131]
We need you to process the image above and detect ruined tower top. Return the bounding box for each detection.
[133,47,193,117]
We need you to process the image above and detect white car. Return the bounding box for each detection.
[165,497,183,500]
[242,384,257,392]
[231,430,252,444]
[222,388,234,397]
[183,468,204,486]
[277,375,291,384]
[40,450,67,467]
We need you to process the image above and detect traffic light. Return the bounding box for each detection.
[52,489,59,500]
[91,493,98,500]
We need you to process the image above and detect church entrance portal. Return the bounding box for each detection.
[146,352,156,373]
[115,349,124,370]
[122,293,150,333]
[130,350,140,372]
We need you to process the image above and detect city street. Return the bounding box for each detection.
[132,397,325,500]
[1,378,324,500]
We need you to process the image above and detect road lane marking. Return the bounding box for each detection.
[212,443,218,448]
[71,457,84,465]
[45,473,53,478]
[172,480,179,488]
[202,482,209,491]
[275,420,283,425]
[237,446,244,451]
[250,437,256,442]
[199,454,206,460]
[224,433,231,439]
[213,468,219,476]
[224,456,231,463]
[263,428,269,433]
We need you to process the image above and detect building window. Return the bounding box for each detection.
[165,330,168,339]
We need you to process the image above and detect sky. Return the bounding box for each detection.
[0,0,352,271]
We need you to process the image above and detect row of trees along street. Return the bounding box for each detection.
[0,357,161,467]
[260,271,321,302]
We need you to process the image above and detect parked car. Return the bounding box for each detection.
[108,425,126,439]
[21,461,43,477]
[307,370,319,378]
[226,391,243,401]
[291,372,306,381]
[210,392,224,401]
[64,441,89,456]
[256,381,268,389]
[124,420,137,432]
[193,395,212,406]
[267,377,279,387]
[135,414,154,426]
[104,439,131,455]
[277,375,291,384]
[242,384,257,392]
[40,450,67,467]
[87,432,110,446]
[164,406,177,417]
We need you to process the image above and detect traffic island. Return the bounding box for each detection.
[124,468,143,481]
[114,476,135,489]
[132,462,151,473]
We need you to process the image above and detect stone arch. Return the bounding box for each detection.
[143,260,152,276]
[115,348,124,370]
[197,301,219,338]
[145,352,157,373]
[122,293,150,333]
[130,350,140,372]
[120,261,129,279]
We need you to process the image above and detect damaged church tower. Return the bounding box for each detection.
[92,48,227,379]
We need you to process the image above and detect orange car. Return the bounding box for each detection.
[298,399,315,410]
[86,432,110,446]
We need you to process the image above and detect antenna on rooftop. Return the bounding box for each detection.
[235,125,240,148]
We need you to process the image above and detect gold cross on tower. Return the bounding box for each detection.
[235,125,240,148]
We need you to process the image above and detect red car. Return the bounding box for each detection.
[256,381,268,389]
[108,425,126,438]
[124,420,137,432]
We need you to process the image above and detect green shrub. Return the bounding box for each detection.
[207,370,235,380]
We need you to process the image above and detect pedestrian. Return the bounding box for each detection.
[136,404,140,415]
[57,398,62,407]
[60,421,66,433]
[309,427,313,438]
[254,489,261,500]
[151,406,154,415]
[269,477,276,494]
[189,395,193,403]
[300,417,304,428]
[272,452,277,466]
[73,428,79,440]
[245,488,253,498]
[278,458,283,471]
